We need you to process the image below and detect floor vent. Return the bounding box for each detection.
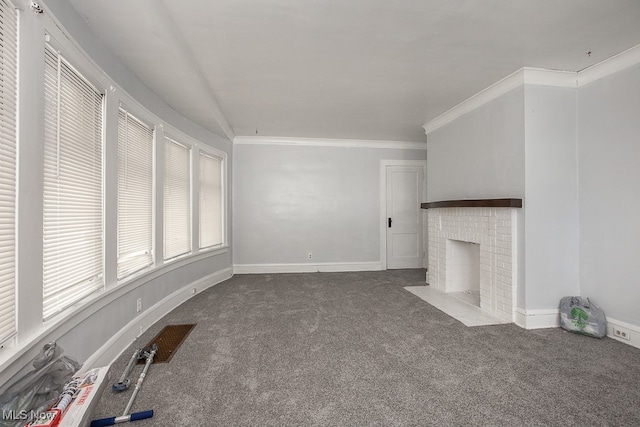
[139,324,196,364]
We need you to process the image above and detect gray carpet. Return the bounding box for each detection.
[91,270,640,426]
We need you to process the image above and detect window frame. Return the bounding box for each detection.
[163,134,193,262]
[41,41,106,321]
[116,105,156,281]
[198,147,227,251]
[0,0,18,346]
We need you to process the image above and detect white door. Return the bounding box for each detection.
[386,166,424,269]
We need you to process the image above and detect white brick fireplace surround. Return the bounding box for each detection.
[424,199,522,323]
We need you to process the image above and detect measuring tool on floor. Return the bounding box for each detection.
[90,344,157,427]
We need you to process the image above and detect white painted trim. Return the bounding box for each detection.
[233,262,382,274]
[80,267,233,372]
[522,68,578,88]
[424,43,640,135]
[0,250,228,385]
[515,310,640,349]
[379,160,428,270]
[606,317,640,350]
[578,43,640,88]
[233,136,426,150]
[514,307,560,329]
[423,67,577,134]
[423,68,522,135]
[380,163,387,270]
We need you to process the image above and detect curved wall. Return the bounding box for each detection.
[0,0,232,387]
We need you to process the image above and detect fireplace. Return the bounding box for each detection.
[422,199,522,323]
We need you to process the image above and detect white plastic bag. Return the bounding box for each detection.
[0,342,80,427]
[559,296,607,338]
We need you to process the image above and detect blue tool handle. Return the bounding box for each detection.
[90,416,116,427]
[90,410,153,426]
[130,410,154,421]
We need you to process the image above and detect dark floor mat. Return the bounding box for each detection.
[138,324,196,364]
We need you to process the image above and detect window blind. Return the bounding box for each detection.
[117,108,154,279]
[0,0,17,344]
[164,137,191,260]
[43,45,104,320]
[199,152,223,248]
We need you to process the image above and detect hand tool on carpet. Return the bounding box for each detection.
[112,349,141,392]
[90,344,157,427]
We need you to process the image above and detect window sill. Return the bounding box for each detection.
[1,248,230,385]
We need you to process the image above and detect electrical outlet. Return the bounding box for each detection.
[308,252,312,260]
[612,326,630,341]
[136,298,142,313]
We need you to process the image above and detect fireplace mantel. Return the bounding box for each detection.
[420,198,522,209]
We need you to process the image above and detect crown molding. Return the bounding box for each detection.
[424,42,640,135]
[577,43,640,88]
[521,68,578,88]
[233,136,427,150]
[423,68,577,135]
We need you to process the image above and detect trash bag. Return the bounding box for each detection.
[0,342,80,427]
[559,296,607,338]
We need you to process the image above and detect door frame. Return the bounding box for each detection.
[379,159,428,270]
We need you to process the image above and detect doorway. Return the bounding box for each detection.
[380,161,426,269]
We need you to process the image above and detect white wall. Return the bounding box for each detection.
[424,84,582,314]
[426,87,525,202]
[1,0,233,387]
[233,142,426,269]
[578,64,640,326]
[523,85,580,309]
[425,87,527,305]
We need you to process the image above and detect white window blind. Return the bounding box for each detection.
[164,137,191,260]
[117,108,154,279]
[43,45,104,320]
[0,0,17,344]
[199,152,223,248]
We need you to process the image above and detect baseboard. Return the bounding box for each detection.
[80,267,233,372]
[606,317,640,349]
[514,308,560,329]
[233,262,383,274]
[515,310,640,349]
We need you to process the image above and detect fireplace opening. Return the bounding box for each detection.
[446,239,480,307]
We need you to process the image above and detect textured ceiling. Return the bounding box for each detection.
[68,0,640,142]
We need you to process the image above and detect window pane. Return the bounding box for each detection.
[164,137,191,260]
[43,46,104,320]
[199,153,222,248]
[117,108,154,279]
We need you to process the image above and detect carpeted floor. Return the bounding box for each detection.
[91,270,640,426]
